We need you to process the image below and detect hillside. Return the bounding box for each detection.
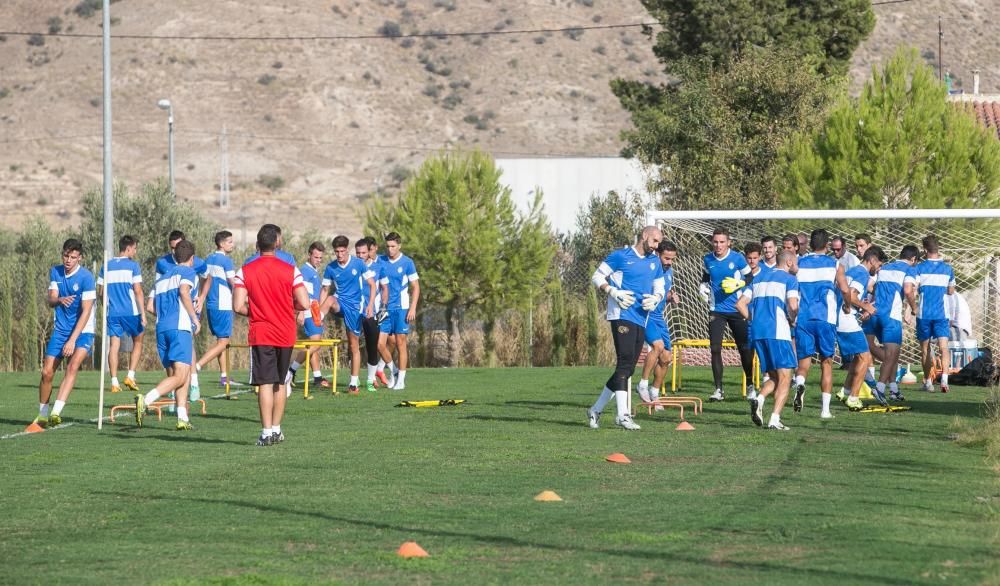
[0,0,995,241]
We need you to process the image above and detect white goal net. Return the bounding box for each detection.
[647,209,1000,369]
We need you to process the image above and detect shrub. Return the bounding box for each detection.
[27,34,45,47]
[47,17,63,34]
[257,73,276,85]
[73,0,102,18]
[377,20,402,38]
[258,174,285,192]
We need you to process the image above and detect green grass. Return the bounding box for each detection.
[1,367,998,585]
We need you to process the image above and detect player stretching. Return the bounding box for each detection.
[636,240,678,406]
[791,229,852,419]
[914,235,956,393]
[700,228,753,402]
[33,239,97,428]
[736,250,799,430]
[870,245,919,403]
[234,225,311,446]
[97,235,145,394]
[835,246,885,411]
[587,226,664,430]
[286,241,331,390]
[135,240,200,430]
[356,237,390,392]
[195,231,236,388]
[377,232,420,390]
[321,235,377,394]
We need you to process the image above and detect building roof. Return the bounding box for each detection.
[948,94,1000,140]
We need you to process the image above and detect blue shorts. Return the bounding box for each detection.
[302,314,324,337]
[107,315,143,338]
[337,306,363,337]
[157,329,193,368]
[753,339,796,373]
[861,316,876,336]
[837,330,869,360]
[379,308,410,335]
[795,321,836,360]
[45,331,95,359]
[871,313,903,345]
[644,319,672,350]
[916,318,949,342]
[207,308,233,338]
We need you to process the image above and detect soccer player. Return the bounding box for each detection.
[243,223,296,267]
[33,239,96,428]
[796,232,809,257]
[914,235,956,392]
[831,235,860,270]
[376,232,420,390]
[745,242,769,280]
[356,237,390,392]
[781,234,799,256]
[135,240,201,430]
[320,235,377,394]
[791,229,852,419]
[699,228,753,402]
[854,233,873,258]
[854,232,885,372]
[286,241,331,390]
[870,245,919,403]
[587,226,665,431]
[195,230,236,387]
[835,246,884,411]
[233,224,311,446]
[636,240,678,406]
[96,235,145,394]
[736,250,799,431]
[760,236,778,270]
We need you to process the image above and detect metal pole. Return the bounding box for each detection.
[938,16,943,82]
[98,0,113,431]
[167,104,175,196]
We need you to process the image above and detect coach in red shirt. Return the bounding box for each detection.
[234,224,310,446]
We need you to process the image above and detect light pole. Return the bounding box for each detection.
[156,98,174,196]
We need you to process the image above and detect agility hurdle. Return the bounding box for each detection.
[109,398,206,423]
[224,339,342,399]
[670,339,760,396]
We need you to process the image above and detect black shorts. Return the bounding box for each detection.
[249,345,293,386]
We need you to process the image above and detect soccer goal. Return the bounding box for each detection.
[646,208,1000,371]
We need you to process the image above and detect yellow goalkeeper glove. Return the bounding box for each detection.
[720,277,746,295]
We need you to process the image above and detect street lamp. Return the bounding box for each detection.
[156,98,175,196]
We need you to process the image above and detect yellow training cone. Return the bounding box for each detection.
[534,490,563,502]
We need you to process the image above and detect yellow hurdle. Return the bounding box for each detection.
[669,339,760,396]
[223,339,342,399]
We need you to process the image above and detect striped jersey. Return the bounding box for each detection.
[914,258,956,320]
[649,266,673,325]
[838,265,871,334]
[49,265,97,334]
[745,269,799,342]
[796,253,839,324]
[301,262,323,303]
[378,254,419,311]
[203,251,235,311]
[154,265,197,333]
[874,260,916,321]
[325,256,377,312]
[97,257,142,317]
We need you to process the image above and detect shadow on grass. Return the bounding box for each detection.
[460,414,582,428]
[109,432,249,446]
[198,413,261,424]
[502,400,582,408]
[101,491,919,586]
[902,398,985,418]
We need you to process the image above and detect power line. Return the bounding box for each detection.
[0,21,659,42]
[871,0,916,5]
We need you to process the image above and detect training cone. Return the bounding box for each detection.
[606,452,631,464]
[23,421,45,434]
[675,421,695,431]
[534,490,563,502]
[397,541,429,558]
[859,382,873,400]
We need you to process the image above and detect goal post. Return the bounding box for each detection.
[645,208,1000,374]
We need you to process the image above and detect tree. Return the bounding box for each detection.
[365,150,555,367]
[613,49,833,210]
[638,0,874,75]
[779,49,1000,211]
[564,189,647,292]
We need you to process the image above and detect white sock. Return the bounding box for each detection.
[839,387,848,396]
[614,390,629,418]
[177,406,189,421]
[377,359,386,370]
[221,371,227,378]
[638,379,648,391]
[284,370,293,385]
[763,373,771,383]
[889,382,899,394]
[758,395,766,410]
[52,400,66,416]
[650,387,660,400]
[145,389,160,405]
[821,392,832,412]
[261,428,271,438]
[793,375,805,387]
[388,361,397,375]
[272,425,281,435]
[111,376,120,386]
[366,368,376,382]
[868,366,876,379]
[769,413,781,426]
[196,363,202,372]
[39,403,49,417]
[349,375,359,386]
[127,370,136,380]
[289,361,301,373]
[592,387,614,413]
[312,370,322,380]
[397,371,406,385]
[190,372,199,386]
[876,381,886,394]
[941,372,948,385]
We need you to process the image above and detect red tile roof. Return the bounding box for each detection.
[955,100,1000,140]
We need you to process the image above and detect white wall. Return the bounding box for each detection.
[495,157,653,235]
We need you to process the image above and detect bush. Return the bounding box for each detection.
[377,21,402,38]
[47,17,63,34]
[73,0,102,18]
[257,73,276,86]
[442,93,462,110]
[27,34,45,47]
[258,174,285,192]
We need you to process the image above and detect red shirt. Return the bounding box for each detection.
[233,255,304,347]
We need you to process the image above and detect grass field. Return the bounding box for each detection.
[2,366,998,585]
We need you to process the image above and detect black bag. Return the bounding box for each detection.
[949,348,996,387]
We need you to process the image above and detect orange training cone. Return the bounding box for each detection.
[23,421,45,434]
[606,452,631,464]
[397,541,429,558]
[675,421,695,431]
[534,490,563,502]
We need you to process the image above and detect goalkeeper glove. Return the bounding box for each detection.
[721,277,746,294]
[698,282,712,303]
[608,287,636,309]
[641,293,663,311]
